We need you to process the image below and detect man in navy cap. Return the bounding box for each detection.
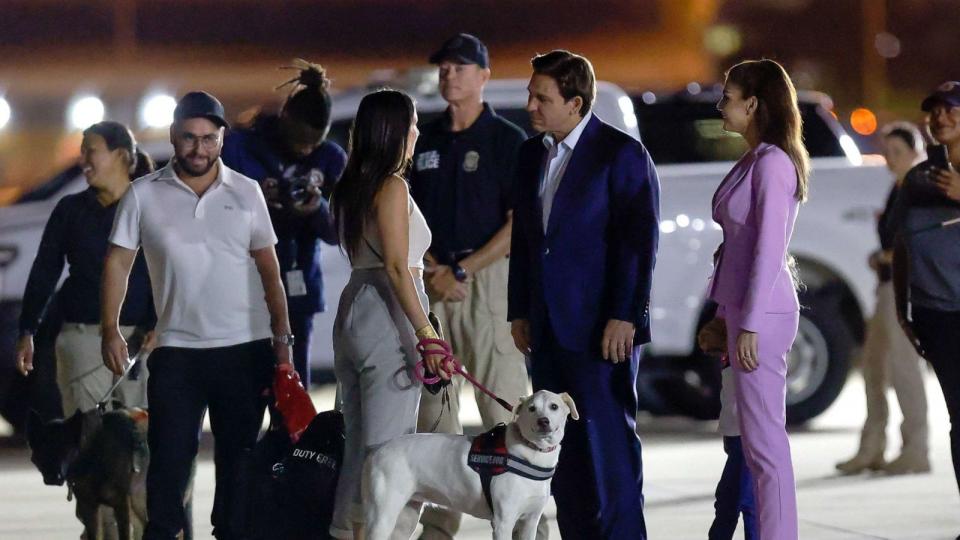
[102,91,293,539]
[410,33,531,539]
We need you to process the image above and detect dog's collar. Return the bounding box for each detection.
[513,422,558,453]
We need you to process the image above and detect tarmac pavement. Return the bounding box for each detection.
[1,371,958,539]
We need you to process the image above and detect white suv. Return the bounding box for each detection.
[0,76,884,428]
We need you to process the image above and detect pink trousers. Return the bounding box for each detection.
[724,306,800,540]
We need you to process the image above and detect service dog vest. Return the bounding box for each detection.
[467,424,556,511]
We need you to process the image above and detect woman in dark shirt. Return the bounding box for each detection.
[15,121,156,416]
[837,122,929,476]
[893,82,960,538]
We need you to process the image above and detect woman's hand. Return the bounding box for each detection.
[421,339,453,380]
[735,330,759,372]
[932,167,960,203]
[697,317,727,356]
[15,335,34,376]
[102,329,129,376]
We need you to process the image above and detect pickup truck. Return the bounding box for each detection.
[0,78,885,431]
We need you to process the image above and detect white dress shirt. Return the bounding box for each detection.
[540,112,592,231]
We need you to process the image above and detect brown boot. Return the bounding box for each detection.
[883,452,931,475]
[836,450,886,475]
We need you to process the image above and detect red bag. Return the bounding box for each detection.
[273,363,317,443]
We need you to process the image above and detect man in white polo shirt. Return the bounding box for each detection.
[100,91,293,540]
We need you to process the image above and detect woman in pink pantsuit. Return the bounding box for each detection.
[707,59,809,540]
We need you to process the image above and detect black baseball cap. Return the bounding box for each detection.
[173,91,230,128]
[921,81,960,112]
[429,33,489,68]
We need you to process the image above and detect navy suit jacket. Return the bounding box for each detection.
[508,115,660,352]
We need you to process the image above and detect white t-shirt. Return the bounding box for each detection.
[110,160,278,348]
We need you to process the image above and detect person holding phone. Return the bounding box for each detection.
[893,82,960,534]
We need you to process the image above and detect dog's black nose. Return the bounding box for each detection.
[537,417,551,428]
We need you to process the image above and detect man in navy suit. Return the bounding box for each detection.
[508,50,660,539]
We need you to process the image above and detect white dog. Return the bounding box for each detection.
[362,390,578,540]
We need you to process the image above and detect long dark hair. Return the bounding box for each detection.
[726,59,809,202]
[331,89,416,260]
[277,59,332,132]
[83,121,156,179]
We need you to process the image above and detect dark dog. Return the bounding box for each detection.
[27,408,193,540]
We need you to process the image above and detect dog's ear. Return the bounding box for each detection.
[513,396,529,420]
[559,393,579,420]
[64,410,85,447]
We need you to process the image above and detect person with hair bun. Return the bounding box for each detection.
[222,59,347,387]
[16,120,157,417]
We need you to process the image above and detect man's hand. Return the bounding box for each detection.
[427,265,468,302]
[261,178,283,209]
[602,319,635,363]
[15,335,34,376]
[142,330,158,354]
[697,317,727,357]
[735,330,759,372]
[102,329,129,376]
[290,184,323,216]
[511,319,532,355]
[932,167,960,203]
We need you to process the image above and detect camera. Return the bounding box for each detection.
[285,169,325,204]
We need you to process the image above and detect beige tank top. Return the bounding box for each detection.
[350,192,431,270]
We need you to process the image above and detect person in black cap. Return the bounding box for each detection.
[893,81,960,538]
[410,33,532,540]
[222,60,347,389]
[101,90,293,539]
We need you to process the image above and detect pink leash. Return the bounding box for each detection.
[415,338,514,413]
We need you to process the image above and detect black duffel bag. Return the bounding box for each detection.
[233,410,345,539]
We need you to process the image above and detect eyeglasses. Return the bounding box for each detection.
[177,132,221,149]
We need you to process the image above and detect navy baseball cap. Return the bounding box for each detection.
[429,33,489,68]
[921,81,960,112]
[173,91,230,128]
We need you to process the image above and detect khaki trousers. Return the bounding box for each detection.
[55,324,148,416]
[857,282,929,458]
[417,257,532,539]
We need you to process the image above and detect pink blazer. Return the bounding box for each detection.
[708,142,800,332]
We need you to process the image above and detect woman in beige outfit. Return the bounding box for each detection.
[837,122,930,475]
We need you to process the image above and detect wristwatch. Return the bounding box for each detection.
[451,263,468,283]
[273,333,296,347]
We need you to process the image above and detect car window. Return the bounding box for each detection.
[633,99,846,164]
[12,165,83,205]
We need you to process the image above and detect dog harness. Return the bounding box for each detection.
[467,424,556,512]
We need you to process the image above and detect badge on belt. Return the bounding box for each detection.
[462,151,480,173]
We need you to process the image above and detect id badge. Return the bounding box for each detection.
[286,270,308,297]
